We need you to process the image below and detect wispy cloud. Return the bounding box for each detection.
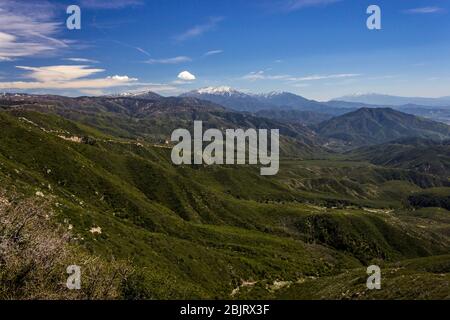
[292,73,360,81]
[0,65,138,90]
[204,50,223,57]
[64,58,99,63]
[0,0,67,61]
[145,56,192,64]
[292,83,310,88]
[174,17,224,42]
[367,75,400,80]
[275,0,341,12]
[0,56,13,62]
[79,0,143,9]
[135,47,151,57]
[242,71,291,81]
[403,7,446,14]
[16,65,105,82]
[110,40,151,57]
[243,70,360,82]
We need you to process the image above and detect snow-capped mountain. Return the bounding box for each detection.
[252,91,325,109]
[182,87,349,114]
[194,86,248,97]
[0,92,34,97]
[111,90,163,100]
[181,87,273,111]
[252,91,286,98]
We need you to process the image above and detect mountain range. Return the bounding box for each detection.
[335,93,450,107]
[3,91,450,150]
[315,107,450,148]
[1,90,450,299]
[177,87,450,126]
[181,87,353,115]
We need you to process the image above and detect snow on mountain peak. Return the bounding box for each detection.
[344,92,379,98]
[110,90,162,99]
[196,86,241,95]
[255,91,287,98]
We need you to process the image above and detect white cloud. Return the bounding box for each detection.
[80,0,143,9]
[281,0,341,12]
[0,77,137,90]
[177,71,196,81]
[174,17,223,42]
[242,70,360,82]
[109,75,135,81]
[16,65,105,82]
[242,71,292,81]
[0,1,67,60]
[204,50,223,57]
[135,47,151,57]
[112,40,151,57]
[145,56,191,64]
[64,58,99,63]
[0,65,138,90]
[292,73,360,81]
[403,7,445,14]
[0,55,14,62]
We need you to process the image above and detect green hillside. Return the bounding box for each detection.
[316,108,450,149]
[1,95,450,299]
[349,138,450,177]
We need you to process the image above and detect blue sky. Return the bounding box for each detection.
[0,0,449,100]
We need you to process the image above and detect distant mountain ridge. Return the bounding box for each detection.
[0,92,324,157]
[180,87,274,112]
[334,93,450,107]
[181,87,353,115]
[111,90,163,100]
[3,91,450,153]
[112,88,450,125]
[316,107,450,148]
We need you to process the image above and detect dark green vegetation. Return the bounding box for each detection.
[0,93,449,299]
[256,109,332,125]
[316,108,450,148]
[408,188,450,211]
[349,138,450,176]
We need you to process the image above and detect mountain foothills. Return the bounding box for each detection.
[316,108,450,148]
[349,138,450,177]
[334,93,450,107]
[181,88,450,125]
[0,90,450,300]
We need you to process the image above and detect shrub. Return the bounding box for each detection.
[0,189,132,300]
